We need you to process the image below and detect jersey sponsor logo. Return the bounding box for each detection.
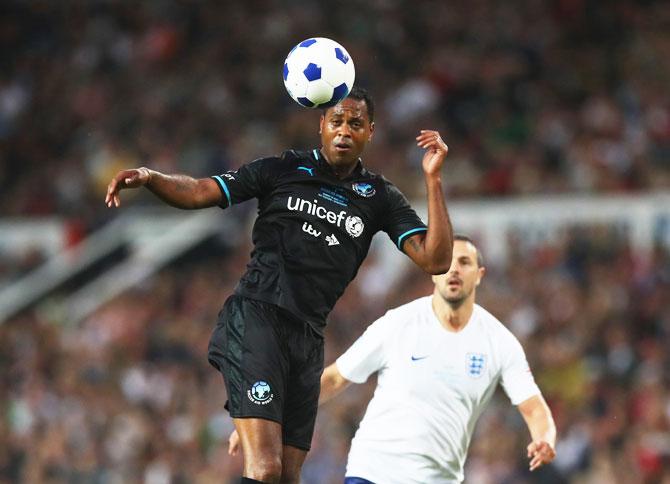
[352,182,376,198]
[298,166,315,176]
[326,234,339,246]
[466,353,486,378]
[287,196,364,238]
[411,355,429,361]
[302,222,321,238]
[248,380,274,405]
[345,216,364,238]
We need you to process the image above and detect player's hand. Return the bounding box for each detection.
[527,440,556,471]
[228,429,240,456]
[105,167,151,208]
[416,130,448,176]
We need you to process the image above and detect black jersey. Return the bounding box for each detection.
[211,149,426,335]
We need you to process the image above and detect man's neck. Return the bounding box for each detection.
[331,163,357,179]
[319,149,359,179]
[431,291,475,332]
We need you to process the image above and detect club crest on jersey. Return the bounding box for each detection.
[248,381,274,405]
[352,182,376,198]
[466,353,486,378]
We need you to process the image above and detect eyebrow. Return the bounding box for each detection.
[329,113,364,121]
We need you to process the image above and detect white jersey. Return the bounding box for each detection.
[336,296,540,484]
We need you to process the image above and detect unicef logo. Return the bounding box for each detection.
[248,381,274,405]
[345,216,364,238]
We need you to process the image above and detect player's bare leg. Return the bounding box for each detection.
[235,418,283,483]
[280,445,308,484]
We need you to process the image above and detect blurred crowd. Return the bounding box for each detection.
[1,228,669,483]
[1,0,670,226]
[2,0,670,483]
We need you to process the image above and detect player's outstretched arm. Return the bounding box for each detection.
[403,130,453,274]
[319,362,352,405]
[518,394,557,471]
[105,167,222,209]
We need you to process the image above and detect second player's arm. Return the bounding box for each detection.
[105,167,222,209]
[518,394,557,471]
[403,130,454,274]
[228,363,352,455]
[319,362,353,404]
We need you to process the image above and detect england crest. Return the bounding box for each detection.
[466,353,486,378]
[352,182,376,198]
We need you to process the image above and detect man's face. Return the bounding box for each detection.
[319,98,374,169]
[433,240,485,307]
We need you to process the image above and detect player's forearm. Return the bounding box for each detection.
[145,169,218,209]
[421,173,453,273]
[319,364,351,405]
[524,398,557,446]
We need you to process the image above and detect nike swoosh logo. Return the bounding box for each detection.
[411,355,429,361]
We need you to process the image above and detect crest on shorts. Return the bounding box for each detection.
[248,380,274,405]
[466,353,486,378]
[352,182,376,198]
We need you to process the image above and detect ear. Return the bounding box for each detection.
[368,121,375,141]
[319,115,324,134]
[475,266,486,287]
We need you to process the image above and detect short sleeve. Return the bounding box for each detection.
[210,157,276,208]
[500,336,541,405]
[335,313,393,384]
[382,181,427,252]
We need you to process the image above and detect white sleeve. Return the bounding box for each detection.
[500,336,540,405]
[335,313,392,384]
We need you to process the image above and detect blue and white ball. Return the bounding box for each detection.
[283,37,355,109]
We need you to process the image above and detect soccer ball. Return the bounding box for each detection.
[282,37,355,108]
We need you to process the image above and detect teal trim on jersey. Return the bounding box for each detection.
[212,175,232,207]
[397,227,428,250]
[313,149,320,160]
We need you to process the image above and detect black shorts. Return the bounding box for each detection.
[208,295,324,451]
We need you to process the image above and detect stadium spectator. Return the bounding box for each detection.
[1,1,669,225]
[1,229,669,482]
[2,1,670,483]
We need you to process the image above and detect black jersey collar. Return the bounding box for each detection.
[312,148,367,180]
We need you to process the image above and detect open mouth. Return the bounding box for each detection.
[334,142,351,151]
